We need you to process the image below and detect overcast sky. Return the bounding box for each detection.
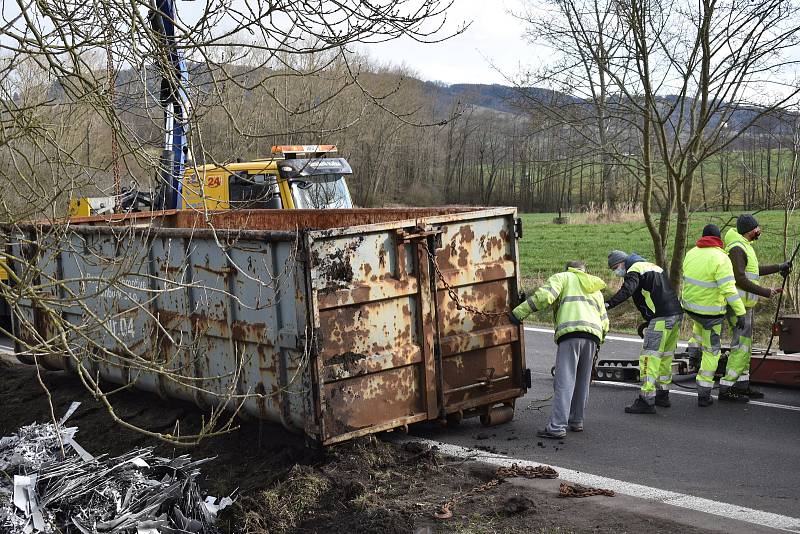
[0,0,537,86]
[356,0,535,86]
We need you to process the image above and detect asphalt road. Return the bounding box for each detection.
[411,328,800,520]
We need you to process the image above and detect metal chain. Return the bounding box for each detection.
[496,464,558,479]
[420,241,508,319]
[558,482,615,498]
[434,464,559,520]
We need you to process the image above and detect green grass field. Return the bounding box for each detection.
[516,210,799,343]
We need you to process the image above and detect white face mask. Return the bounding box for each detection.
[614,267,626,277]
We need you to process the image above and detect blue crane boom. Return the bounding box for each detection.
[148,0,190,210]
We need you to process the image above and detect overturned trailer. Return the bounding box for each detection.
[8,208,529,445]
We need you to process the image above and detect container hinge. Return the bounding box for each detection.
[523,368,532,389]
[514,217,523,239]
[395,225,443,245]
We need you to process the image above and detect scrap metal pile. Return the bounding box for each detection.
[0,403,231,533]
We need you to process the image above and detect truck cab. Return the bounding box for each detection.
[180,145,354,211]
[68,145,355,217]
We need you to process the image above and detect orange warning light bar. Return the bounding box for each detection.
[271,144,337,155]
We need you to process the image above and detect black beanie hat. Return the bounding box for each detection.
[702,224,721,238]
[737,214,759,235]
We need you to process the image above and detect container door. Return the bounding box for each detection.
[308,209,525,445]
[308,227,439,444]
[430,212,526,413]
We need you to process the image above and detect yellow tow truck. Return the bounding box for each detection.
[69,145,355,217]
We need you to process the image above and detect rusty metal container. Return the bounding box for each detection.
[9,208,528,445]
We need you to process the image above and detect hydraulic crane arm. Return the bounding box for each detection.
[149,0,190,210]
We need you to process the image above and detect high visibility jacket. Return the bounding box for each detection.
[512,267,609,343]
[723,228,760,308]
[681,245,746,316]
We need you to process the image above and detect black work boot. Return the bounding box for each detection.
[625,397,656,414]
[655,390,671,408]
[697,395,714,407]
[735,386,764,399]
[718,389,749,403]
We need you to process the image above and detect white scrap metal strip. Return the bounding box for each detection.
[397,437,800,533]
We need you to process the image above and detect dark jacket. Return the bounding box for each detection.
[606,254,683,321]
[728,247,780,299]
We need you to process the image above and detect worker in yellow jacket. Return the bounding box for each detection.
[719,214,791,402]
[681,224,746,406]
[509,261,608,438]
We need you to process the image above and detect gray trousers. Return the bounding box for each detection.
[547,337,597,434]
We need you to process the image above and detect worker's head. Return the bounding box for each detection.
[702,224,721,238]
[566,260,586,272]
[607,250,628,277]
[737,214,761,241]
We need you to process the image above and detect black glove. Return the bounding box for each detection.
[637,321,649,339]
[780,261,792,277]
[735,315,746,330]
[508,312,522,326]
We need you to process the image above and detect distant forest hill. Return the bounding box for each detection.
[422,82,795,136]
[23,62,800,215]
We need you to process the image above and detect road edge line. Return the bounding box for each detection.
[396,437,800,533]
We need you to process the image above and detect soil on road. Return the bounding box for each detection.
[411,328,800,520]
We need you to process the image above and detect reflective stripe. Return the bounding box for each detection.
[716,275,735,285]
[562,295,605,315]
[662,352,675,358]
[561,295,591,304]
[687,342,699,348]
[720,379,735,386]
[683,276,716,288]
[737,289,757,301]
[658,375,671,381]
[556,320,602,332]
[746,272,759,280]
[700,370,716,378]
[726,369,740,379]
[738,374,750,382]
[526,296,537,311]
[641,350,664,356]
[681,300,726,313]
[726,294,741,303]
[657,384,670,390]
[641,391,656,398]
[543,286,559,299]
[696,379,713,389]
[643,376,656,384]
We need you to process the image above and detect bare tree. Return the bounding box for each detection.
[609,0,800,283]
[0,0,460,443]
[516,0,634,210]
